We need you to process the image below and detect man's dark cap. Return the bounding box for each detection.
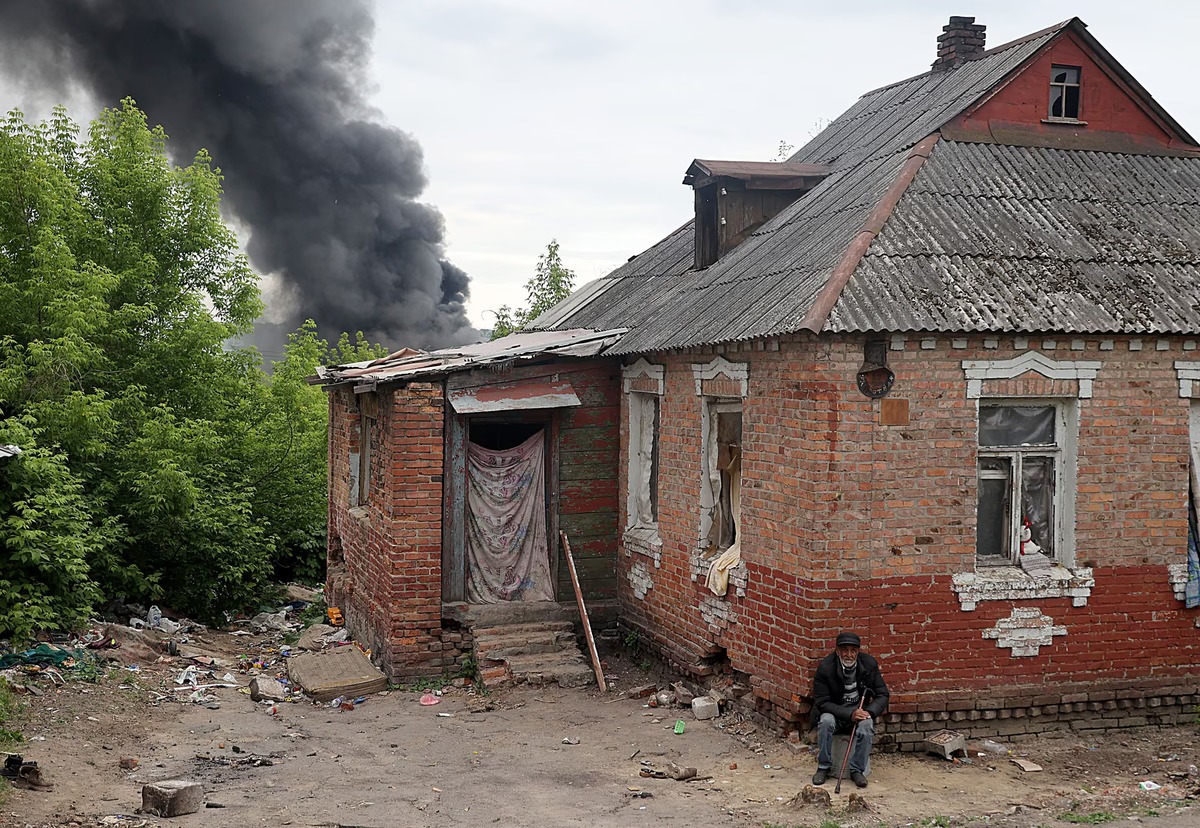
[835,632,861,648]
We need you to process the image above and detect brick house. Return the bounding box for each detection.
[321,16,1200,747]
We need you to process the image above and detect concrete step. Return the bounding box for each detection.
[472,620,575,637]
[502,652,595,689]
[474,629,577,659]
[464,601,574,628]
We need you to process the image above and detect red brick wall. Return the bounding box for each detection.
[958,31,1178,146]
[327,382,462,678]
[616,334,1200,743]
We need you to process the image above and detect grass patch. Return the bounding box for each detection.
[1057,812,1116,825]
[0,677,25,748]
[920,818,950,828]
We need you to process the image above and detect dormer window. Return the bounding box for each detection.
[1049,65,1081,120]
[682,159,830,269]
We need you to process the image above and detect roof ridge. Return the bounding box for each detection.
[859,18,1074,99]
[799,134,940,333]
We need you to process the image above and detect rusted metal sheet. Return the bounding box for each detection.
[447,379,580,414]
[314,327,626,387]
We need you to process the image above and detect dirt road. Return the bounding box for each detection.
[3,630,1199,827]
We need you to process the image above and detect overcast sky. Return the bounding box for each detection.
[2,2,1196,336]
[370,1,1200,329]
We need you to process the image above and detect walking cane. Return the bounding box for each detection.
[834,691,870,794]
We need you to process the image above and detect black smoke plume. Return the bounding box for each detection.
[0,0,476,352]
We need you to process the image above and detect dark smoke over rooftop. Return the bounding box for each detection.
[0,0,477,352]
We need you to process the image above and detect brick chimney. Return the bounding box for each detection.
[932,16,986,72]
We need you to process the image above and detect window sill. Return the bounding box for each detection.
[951,564,1094,611]
[348,506,371,527]
[624,526,662,566]
[1041,117,1087,126]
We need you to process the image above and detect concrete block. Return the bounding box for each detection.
[923,729,967,760]
[142,780,203,816]
[691,696,719,720]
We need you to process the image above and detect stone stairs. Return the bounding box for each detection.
[466,602,594,690]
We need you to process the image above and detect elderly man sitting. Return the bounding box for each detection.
[809,631,890,789]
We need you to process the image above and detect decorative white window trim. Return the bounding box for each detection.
[952,567,1094,611]
[622,358,665,395]
[982,607,1067,656]
[691,356,749,397]
[962,352,1102,399]
[1174,361,1200,398]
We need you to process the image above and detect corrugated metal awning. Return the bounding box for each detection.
[448,379,581,414]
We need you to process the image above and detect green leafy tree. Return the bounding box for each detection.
[490,239,576,339]
[0,100,371,631]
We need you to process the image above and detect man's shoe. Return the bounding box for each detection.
[811,767,829,786]
[850,771,868,788]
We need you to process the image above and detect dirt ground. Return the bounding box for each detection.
[3,628,1200,828]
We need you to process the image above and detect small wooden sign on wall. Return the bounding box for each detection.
[880,397,909,426]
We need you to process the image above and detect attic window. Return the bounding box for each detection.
[1049,65,1081,120]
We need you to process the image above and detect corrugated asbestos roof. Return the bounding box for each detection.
[315,328,626,387]
[829,140,1200,333]
[534,23,1061,353]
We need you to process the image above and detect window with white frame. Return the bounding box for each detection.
[701,400,742,551]
[627,392,660,529]
[976,402,1071,566]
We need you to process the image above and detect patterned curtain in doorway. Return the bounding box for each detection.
[466,430,554,603]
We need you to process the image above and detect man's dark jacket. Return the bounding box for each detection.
[809,652,890,728]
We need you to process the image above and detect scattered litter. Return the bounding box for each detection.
[562,737,580,745]
[978,739,1009,755]
[1010,758,1043,772]
[2,754,52,790]
[436,712,454,718]
[420,693,441,706]
[1139,780,1162,791]
[673,720,685,735]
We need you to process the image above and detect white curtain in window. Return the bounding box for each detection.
[631,397,655,526]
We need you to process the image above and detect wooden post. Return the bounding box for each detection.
[560,531,607,692]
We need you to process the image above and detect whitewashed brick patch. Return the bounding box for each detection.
[629,559,653,600]
[982,607,1066,656]
[952,566,1093,611]
[1171,561,1190,600]
[699,593,738,630]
